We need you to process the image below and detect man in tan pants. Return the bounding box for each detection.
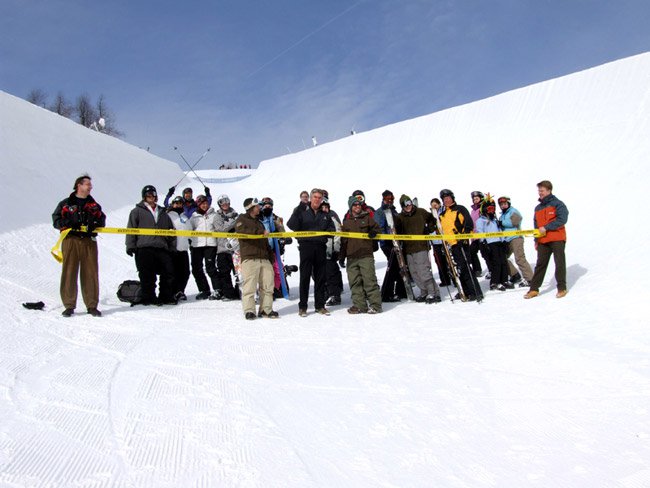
[234,198,278,320]
[52,175,106,317]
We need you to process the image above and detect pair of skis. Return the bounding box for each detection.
[384,210,415,301]
[430,208,467,302]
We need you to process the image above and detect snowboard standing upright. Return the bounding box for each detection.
[227,237,243,298]
[262,215,290,299]
[384,210,415,300]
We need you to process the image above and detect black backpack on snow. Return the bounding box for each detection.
[117,280,142,306]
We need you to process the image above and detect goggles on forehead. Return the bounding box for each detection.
[244,198,259,210]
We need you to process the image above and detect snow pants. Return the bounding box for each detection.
[190,246,218,293]
[346,256,382,311]
[135,247,175,302]
[506,237,534,282]
[406,250,439,298]
[170,250,190,295]
[380,246,407,301]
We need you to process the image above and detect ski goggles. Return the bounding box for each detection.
[244,198,259,210]
[260,197,274,207]
[402,199,413,207]
[217,196,230,206]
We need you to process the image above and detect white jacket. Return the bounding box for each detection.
[168,210,192,251]
[190,207,218,247]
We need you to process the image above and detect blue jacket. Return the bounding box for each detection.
[476,215,503,244]
[499,205,523,243]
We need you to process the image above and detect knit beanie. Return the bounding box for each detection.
[399,194,413,208]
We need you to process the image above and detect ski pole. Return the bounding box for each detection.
[459,243,482,303]
[174,147,211,187]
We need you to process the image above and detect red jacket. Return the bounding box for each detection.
[534,194,568,244]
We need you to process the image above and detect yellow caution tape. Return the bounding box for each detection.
[51,227,539,262]
[50,228,71,263]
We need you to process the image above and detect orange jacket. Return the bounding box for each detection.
[534,194,568,244]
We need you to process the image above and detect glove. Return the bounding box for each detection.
[338,259,345,268]
[368,229,378,239]
[204,187,211,196]
[167,186,175,196]
[126,248,135,257]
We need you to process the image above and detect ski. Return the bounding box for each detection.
[384,209,415,301]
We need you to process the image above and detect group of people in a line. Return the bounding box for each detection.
[52,176,568,319]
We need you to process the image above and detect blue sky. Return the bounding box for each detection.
[2,0,650,167]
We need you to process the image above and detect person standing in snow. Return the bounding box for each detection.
[52,174,106,317]
[189,195,220,300]
[167,196,192,301]
[397,194,441,303]
[475,195,513,291]
[497,196,534,287]
[469,190,487,277]
[339,196,383,314]
[235,198,278,320]
[258,196,293,299]
[213,194,240,300]
[374,190,407,302]
[321,198,343,306]
[287,188,335,317]
[429,198,452,287]
[125,185,177,306]
[439,189,484,302]
[524,180,569,299]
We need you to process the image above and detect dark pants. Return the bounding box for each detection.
[135,247,175,302]
[298,243,327,310]
[190,247,218,293]
[451,243,483,299]
[216,252,238,298]
[484,242,509,286]
[470,239,484,275]
[380,246,407,300]
[170,250,190,295]
[432,244,451,286]
[325,258,343,298]
[530,241,567,292]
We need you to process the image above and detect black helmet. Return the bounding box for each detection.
[142,185,157,199]
[471,191,484,200]
[439,189,454,200]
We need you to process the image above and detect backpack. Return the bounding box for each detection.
[117,280,142,306]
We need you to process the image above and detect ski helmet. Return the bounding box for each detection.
[195,195,208,205]
[141,185,157,199]
[440,189,455,200]
[471,191,484,200]
[217,194,230,206]
[171,196,183,205]
[498,196,511,207]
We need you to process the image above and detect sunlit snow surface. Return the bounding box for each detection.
[1,53,649,487]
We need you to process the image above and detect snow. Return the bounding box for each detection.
[1,52,650,487]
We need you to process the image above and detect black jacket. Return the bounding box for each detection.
[52,193,106,238]
[287,205,335,245]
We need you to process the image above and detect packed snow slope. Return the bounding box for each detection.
[1,53,649,487]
